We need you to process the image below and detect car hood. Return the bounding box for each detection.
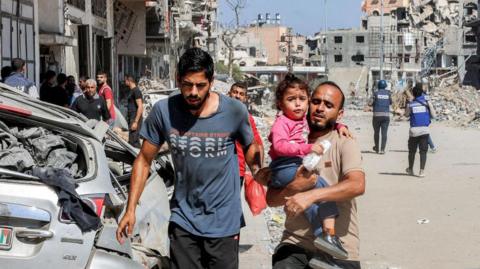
[0,84,104,141]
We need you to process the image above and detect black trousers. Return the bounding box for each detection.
[372,116,390,152]
[128,117,142,148]
[272,243,361,269]
[408,134,429,170]
[169,222,239,269]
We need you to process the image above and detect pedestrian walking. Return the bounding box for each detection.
[124,75,144,148]
[71,79,110,122]
[228,81,264,187]
[96,71,116,126]
[259,81,365,269]
[267,74,348,259]
[40,70,56,101]
[116,48,263,269]
[4,58,38,98]
[370,79,391,154]
[405,83,436,177]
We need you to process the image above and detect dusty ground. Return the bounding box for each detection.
[239,110,480,269]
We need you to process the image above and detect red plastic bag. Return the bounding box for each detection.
[244,172,267,216]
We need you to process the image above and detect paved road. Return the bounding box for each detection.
[240,110,480,269]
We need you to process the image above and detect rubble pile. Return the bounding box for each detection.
[408,0,472,46]
[0,123,84,178]
[429,85,480,127]
[138,78,172,118]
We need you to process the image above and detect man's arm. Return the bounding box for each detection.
[266,165,317,207]
[116,140,160,243]
[102,100,111,121]
[249,115,264,167]
[284,170,365,217]
[244,141,263,176]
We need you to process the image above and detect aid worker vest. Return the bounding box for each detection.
[409,95,431,127]
[373,89,391,114]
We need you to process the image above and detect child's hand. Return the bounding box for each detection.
[311,142,324,155]
[337,125,354,139]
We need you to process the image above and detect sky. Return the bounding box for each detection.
[218,0,364,36]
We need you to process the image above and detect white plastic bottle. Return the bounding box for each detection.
[303,140,331,172]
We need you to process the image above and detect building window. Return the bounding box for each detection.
[351,54,365,62]
[356,36,365,43]
[371,0,379,4]
[334,36,343,43]
[249,47,256,57]
[1,1,36,81]
[389,0,397,4]
[334,55,343,62]
[92,0,107,18]
[404,54,410,63]
[397,35,403,44]
[297,45,304,52]
[67,0,85,10]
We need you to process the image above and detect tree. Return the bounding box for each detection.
[220,0,246,79]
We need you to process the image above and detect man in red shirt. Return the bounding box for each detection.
[229,82,264,185]
[96,71,116,125]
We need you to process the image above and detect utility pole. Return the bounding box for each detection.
[380,0,384,80]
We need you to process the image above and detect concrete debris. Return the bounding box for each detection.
[429,85,480,128]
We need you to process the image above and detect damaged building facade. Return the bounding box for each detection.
[1,0,39,83]
[2,0,218,109]
[308,0,479,90]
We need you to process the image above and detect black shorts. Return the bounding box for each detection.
[169,222,240,269]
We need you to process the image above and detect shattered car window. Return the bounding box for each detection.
[0,120,86,178]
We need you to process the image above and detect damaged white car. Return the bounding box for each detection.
[0,84,173,269]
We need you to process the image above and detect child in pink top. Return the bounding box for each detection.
[268,74,347,259]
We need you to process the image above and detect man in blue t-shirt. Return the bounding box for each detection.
[116,48,263,269]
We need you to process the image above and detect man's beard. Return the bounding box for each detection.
[308,112,337,132]
[183,92,209,110]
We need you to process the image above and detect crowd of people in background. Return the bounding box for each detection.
[1,57,144,148]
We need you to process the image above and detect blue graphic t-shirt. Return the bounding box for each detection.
[140,93,253,237]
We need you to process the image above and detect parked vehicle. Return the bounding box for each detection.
[0,84,172,269]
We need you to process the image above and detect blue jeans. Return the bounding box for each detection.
[269,157,339,237]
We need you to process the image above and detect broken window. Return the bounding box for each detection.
[351,54,365,62]
[356,36,365,43]
[92,0,107,18]
[465,31,476,43]
[334,55,343,62]
[67,0,85,10]
[249,47,256,57]
[397,35,403,45]
[334,36,343,43]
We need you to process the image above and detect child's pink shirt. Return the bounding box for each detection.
[268,114,312,160]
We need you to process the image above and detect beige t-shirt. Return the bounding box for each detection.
[281,131,364,261]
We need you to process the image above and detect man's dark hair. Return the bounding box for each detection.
[44,70,56,82]
[11,58,25,72]
[97,70,108,77]
[125,75,136,83]
[316,81,345,109]
[412,83,423,98]
[1,66,12,82]
[57,73,68,85]
[79,75,89,81]
[231,81,247,91]
[177,48,214,82]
